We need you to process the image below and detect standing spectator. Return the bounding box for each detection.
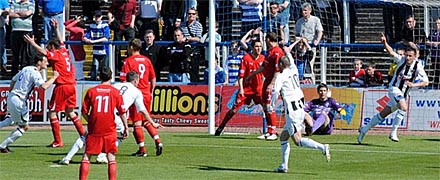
[160,0,185,40]
[383,4,412,43]
[120,38,163,157]
[180,7,203,82]
[239,0,263,36]
[283,37,314,84]
[138,0,162,39]
[358,34,429,144]
[38,0,64,41]
[200,22,221,62]
[141,29,166,82]
[271,0,290,44]
[166,28,192,83]
[64,16,86,80]
[224,41,244,85]
[9,0,34,76]
[295,2,323,84]
[348,58,366,87]
[108,0,137,73]
[0,1,9,73]
[400,15,427,61]
[268,2,286,44]
[197,0,208,34]
[215,40,265,136]
[0,55,58,153]
[272,56,330,173]
[365,62,384,87]
[246,32,284,140]
[24,19,85,148]
[83,10,111,81]
[80,0,106,23]
[303,83,345,135]
[387,48,405,83]
[426,17,440,88]
[203,56,226,85]
[79,67,128,180]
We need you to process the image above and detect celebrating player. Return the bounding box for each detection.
[271,56,330,173]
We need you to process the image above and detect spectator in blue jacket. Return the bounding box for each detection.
[204,56,226,85]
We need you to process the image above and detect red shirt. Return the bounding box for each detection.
[64,19,86,61]
[46,44,76,85]
[349,69,366,83]
[239,53,264,95]
[109,0,137,29]
[82,84,126,136]
[120,54,156,95]
[262,46,284,82]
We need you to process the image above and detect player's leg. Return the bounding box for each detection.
[262,84,277,137]
[79,153,92,180]
[59,136,86,165]
[97,136,123,164]
[105,134,119,180]
[1,99,30,153]
[48,87,64,147]
[215,93,247,136]
[389,99,408,142]
[67,108,86,137]
[132,120,147,157]
[143,121,163,156]
[0,125,27,153]
[274,130,290,173]
[107,153,117,180]
[311,113,327,134]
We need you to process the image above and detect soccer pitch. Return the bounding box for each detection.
[0,129,439,180]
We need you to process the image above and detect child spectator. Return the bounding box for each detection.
[224,41,244,85]
[65,16,86,80]
[203,56,226,85]
[284,37,314,84]
[365,62,384,87]
[348,58,366,87]
[83,10,110,80]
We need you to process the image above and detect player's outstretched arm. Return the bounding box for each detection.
[39,71,59,90]
[23,34,46,55]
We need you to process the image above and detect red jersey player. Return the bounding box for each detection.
[24,19,85,148]
[120,38,162,157]
[215,40,265,136]
[79,66,128,180]
[247,32,284,140]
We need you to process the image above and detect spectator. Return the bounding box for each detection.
[268,2,286,44]
[39,0,64,41]
[166,28,192,83]
[108,0,137,73]
[200,22,221,62]
[0,2,9,73]
[348,58,366,87]
[365,62,384,87]
[160,0,185,41]
[383,4,412,43]
[224,41,244,85]
[271,0,290,44]
[295,2,323,84]
[137,0,162,39]
[197,0,208,34]
[400,15,427,61]
[64,16,86,80]
[426,17,440,88]
[239,0,263,36]
[283,37,314,84]
[387,48,405,83]
[180,7,203,82]
[203,56,226,85]
[241,27,263,52]
[141,29,166,82]
[83,10,111,81]
[9,0,34,76]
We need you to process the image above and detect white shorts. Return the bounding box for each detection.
[386,87,406,111]
[283,99,306,136]
[7,95,30,126]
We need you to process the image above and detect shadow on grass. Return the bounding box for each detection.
[196,165,317,175]
[173,134,248,140]
[329,142,389,147]
[37,152,73,156]
[426,166,440,169]
[422,138,440,142]
[49,160,109,165]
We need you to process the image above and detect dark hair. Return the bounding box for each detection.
[270,2,279,6]
[266,32,278,42]
[33,54,46,64]
[76,20,86,29]
[126,71,139,82]
[367,62,376,68]
[251,40,261,48]
[100,66,112,82]
[406,46,418,55]
[128,38,142,51]
[47,38,61,49]
[144,29,155,36]
[317,83,328,92]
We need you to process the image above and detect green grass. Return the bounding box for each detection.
[0,130,439,180]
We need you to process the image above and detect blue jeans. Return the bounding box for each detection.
[168,73,190,83]
[90,55,108,80]
[44,13,64,41]
[0,26,6,65]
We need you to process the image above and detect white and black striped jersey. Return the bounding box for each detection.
[10,66,45,100]
[388,54,428,98]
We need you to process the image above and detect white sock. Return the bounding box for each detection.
[280,141,290,170]
[365,113,384,131]
[138,142,144,147]
[64,137,85,161]
[0,128,25,148]
[0,117,14,128]
[391,110,406,135]
[299,138,325,152]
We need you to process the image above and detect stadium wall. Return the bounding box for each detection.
[0,83,438,131]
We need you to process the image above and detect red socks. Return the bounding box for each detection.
[144,122,161,144]
[71,115,85,136]
[108,160,117,180]
[133,126,145,153]
[50,117,62,144]
[79,160,90,180]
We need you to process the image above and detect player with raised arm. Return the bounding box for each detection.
[272,56,330,173]
[24,19,84,148]
[79,67,128,180]
[120,38,163,157]
[0,54,59,153]
[357,33,429,144]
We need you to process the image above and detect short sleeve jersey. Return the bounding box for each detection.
[46,44,76,85]
[120,54,156,95]
[82,84,126,136]
[10,66,45,99]
[113,82,146,112]
[239,53,264,95]
[262,46,284,82]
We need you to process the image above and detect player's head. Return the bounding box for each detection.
[126,71,140,87]
[265,32,278,45]
[405,46,417,65]
[34,54,49,70]
[317,83,329,100]
[251,40,263,55]
[47,38,61,50]
[100,66,112,82]
[278,56,291,72]
[128,38,142,54]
